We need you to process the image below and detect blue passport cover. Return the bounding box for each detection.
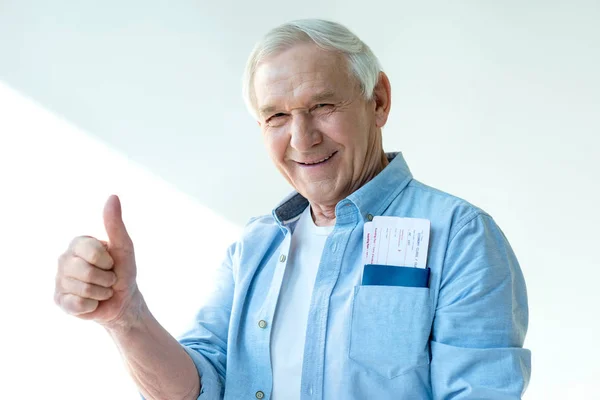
[362,264,430,288]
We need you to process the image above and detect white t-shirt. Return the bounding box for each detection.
[270,205,333,400]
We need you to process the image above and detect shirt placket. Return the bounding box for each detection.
[253,227,293,400]
[300,203,358,400]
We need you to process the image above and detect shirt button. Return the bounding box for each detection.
[258,320,267,329]
[256,391,265,399]
[331,242,337,252]
[367,213,374,221]
[279,254,287,262]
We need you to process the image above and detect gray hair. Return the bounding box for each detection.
[242,19,383,118]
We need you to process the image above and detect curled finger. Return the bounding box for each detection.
[57,293,99,316]
[61,277,114,301]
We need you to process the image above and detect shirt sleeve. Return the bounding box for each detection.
[430,213,531,399]
[176,242,238,400]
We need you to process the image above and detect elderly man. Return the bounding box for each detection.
[54,19,530,400]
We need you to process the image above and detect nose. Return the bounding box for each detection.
[289,112,322,151]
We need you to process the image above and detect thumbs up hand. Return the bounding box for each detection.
[55,195,142,328]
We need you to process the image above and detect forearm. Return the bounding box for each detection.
[105,294,200,400]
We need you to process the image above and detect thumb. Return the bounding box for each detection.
[103,195,133,251]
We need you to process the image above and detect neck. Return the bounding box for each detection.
[310,204,337,227]
[310,150,389,227]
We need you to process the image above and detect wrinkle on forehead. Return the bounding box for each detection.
[253,44,358,115]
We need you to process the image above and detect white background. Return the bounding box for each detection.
[1,1,598,398]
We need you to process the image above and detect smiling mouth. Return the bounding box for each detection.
[298,151,338,166]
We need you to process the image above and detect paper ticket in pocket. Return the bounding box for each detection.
[363,217,431,268]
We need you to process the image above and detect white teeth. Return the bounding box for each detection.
[303,154,332,165]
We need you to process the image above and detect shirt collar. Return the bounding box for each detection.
[272,151,413,226]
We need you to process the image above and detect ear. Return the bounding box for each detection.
[372,72,392,128]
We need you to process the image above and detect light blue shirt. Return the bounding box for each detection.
[179,152,531,399]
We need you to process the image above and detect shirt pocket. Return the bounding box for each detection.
[349,285,432,379]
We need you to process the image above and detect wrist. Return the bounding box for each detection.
[102,286,148,335]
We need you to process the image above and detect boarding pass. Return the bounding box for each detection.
[363,216,431,268]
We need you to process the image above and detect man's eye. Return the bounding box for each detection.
[313,104,334,111]
[267,113,286,121]
[266,113,288,126]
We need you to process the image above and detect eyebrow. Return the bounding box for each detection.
[258,105,278,118]
[258,90,338,118]
[311,90,336,104]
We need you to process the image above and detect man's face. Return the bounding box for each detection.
[253,43,386,206]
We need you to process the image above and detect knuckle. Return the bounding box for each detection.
[87,248,101,265]
[55,275,67,292]
[82,266,96,282]
[102,288,114,300]
[108,271,118,286]
[69,235,87,250]
[71,236,103,264]
[105,254,115,269]
[80,283,95,298]
[73,295,88,309]
[66,295,99,315]
[97,271,112,287]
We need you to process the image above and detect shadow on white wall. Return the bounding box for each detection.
[0,81,241,399]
